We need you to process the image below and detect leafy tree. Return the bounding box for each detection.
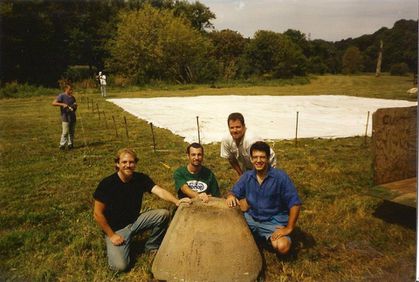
[342,46,363,74]
[284,29,311,56]
[0,0,215,86]
[106,5,216,84]
[243,30,306,78]
[173,0,215,32]
[381,19,417,72]
[307,39,339,74]
[390,63,409,76]
[0,1,67,85]
[307,56,328,74]
[0,0,125,86]
[208,29,246,79]
[124,0,215,32]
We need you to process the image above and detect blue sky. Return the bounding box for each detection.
[199,0,418,41]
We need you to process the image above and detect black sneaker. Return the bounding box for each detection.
[59,145,65,150]
[68,144,74,150]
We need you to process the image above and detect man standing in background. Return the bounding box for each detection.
[221,112,276,176]
[52,84,77,150]
[97,71,107,97]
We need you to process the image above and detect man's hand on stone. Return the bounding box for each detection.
[198,193,211,203]
[177,197,192,206]
[226,195,239,207]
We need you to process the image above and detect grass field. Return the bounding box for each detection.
[0,74,417,281]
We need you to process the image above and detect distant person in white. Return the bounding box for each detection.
[221,112,276,176]
[97,71,107,97]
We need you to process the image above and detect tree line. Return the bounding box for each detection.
[0,0,417,87]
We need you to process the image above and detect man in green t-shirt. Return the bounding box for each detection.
[174,143,220,203]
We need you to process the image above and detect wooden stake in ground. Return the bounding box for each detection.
[112,115,118,137]
[150,122,156,153]
[124,116,129,138]
[196,116,201,144]
[102,111,108,129]
[364,111,370,145]
[295,111,299,146]
[96,103,100,120]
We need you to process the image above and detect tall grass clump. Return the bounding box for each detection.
[0,81,58,98]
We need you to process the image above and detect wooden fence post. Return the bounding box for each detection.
[150,122,156,153]
[124,116,129,138]
[196,116,201,144]
[295,111,299,146]
[112,115,118,137]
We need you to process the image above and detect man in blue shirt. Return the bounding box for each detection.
[52,84,77,150]
[226,141,301,255]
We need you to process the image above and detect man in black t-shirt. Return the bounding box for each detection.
[93,148,191,272]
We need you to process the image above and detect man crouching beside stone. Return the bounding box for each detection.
[174,143,220,203]
[226,141,302,255]
[93,148,191,272]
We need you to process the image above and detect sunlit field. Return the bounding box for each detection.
[0,74,416,281]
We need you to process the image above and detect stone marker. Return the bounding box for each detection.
[152,197,262,281]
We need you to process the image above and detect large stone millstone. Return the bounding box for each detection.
[152,197,262,281]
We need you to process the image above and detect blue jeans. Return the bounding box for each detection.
[60,121,76,147]
[105,209,169,272]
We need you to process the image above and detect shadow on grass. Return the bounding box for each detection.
[129,237,147,267]
[257,228,316,281]
[372,200,416,230]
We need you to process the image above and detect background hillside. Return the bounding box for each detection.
[0,0,417,87]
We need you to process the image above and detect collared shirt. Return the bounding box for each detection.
[231,167,301,222]
[220,130,277,171]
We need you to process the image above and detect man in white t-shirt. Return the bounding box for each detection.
[220,112,276,176]
[97,71,107,97]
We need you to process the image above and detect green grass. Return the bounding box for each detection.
[108,73,417,101]
[0,74,416,281]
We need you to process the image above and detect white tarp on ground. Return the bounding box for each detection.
[108,95,417,144]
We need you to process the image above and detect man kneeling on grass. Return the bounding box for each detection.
[226,141,302,255]
[93,148,191,272]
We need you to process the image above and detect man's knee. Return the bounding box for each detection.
[155,209,170,223]
[108,256,130,272]
[271,237,291,255]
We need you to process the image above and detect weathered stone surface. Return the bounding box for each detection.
[372,106,417,184]
[152,197,262,282]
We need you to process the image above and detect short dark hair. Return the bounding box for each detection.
[250,141,270,159]
[227,112,245,126]
[186,142,204,154]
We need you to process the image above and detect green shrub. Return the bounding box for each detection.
[0,81,58,98]
[390,63,409,76]
[63,65,95,83]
